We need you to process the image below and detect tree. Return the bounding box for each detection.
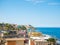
[20,25,27,30]
[47,38,56,45]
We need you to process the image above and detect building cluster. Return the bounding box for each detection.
[0,23,59,45]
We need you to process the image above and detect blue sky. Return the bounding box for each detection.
[0,0,60,27]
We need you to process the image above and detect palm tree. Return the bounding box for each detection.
[47,38,56,45]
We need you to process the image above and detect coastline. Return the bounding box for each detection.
[35,27,60,39]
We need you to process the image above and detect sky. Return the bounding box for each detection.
[0,0,60,27]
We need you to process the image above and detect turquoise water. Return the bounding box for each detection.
[35,27,60,39]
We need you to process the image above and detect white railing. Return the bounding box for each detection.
[34,40,49,45]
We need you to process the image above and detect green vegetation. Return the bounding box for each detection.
[20,25,27,30]
[0,23,34,31]
[0,23,16,30]
[47,38,56,45]
[0,23,27,30]
[4,32,9,35]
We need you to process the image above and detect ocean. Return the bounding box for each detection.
[35,27,60,39]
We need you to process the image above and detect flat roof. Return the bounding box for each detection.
[5,38,25,41]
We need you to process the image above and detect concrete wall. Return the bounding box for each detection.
[16,40,24,45]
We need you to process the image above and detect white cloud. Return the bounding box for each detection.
[25,0,60,5]
[25,0,45,4]
[48,3,60,6]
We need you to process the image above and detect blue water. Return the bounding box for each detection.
[35,27,60,39]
